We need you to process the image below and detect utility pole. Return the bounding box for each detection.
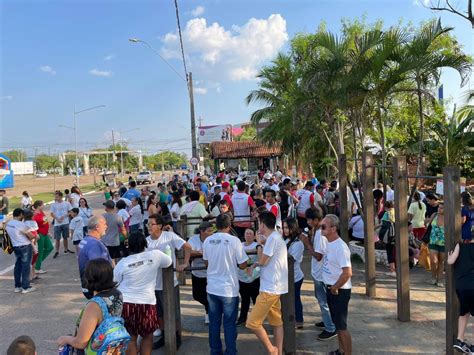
[111,129,116,173]
[189,72,198,168]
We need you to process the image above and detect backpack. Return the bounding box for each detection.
[1,223,14,254]
[379,220,395,245]
[79,296,130,354]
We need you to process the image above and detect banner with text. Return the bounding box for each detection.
[198,125,232,144]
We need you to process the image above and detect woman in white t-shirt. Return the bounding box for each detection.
[283,218,305,328]
[170,192,182,233]
[114,232,172,355]
[69,186,81,208]
[188,221,213,323]
[78,198,93,235]
[237,228,260,326]
[129,197,143,233]
[21,191,33,210]
[408,191,427,240]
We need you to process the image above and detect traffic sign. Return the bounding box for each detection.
[190,157,199,166]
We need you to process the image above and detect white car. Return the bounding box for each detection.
[136,171,155,185]
[36,171,48,178]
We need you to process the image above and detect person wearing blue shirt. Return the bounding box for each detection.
[122,181,141,201]
[78,215,112,299]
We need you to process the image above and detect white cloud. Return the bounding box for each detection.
[89,68,113,77]
[194,87,207,95]
[413,0,430,6]
[104,54,116,61]
[190,6,205,17]
[40,65,56,75]
[0,95,13,101]
[161,14,288,81]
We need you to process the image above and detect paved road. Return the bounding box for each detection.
[0,188,448,354]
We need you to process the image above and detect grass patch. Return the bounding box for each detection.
[8,184,98,210]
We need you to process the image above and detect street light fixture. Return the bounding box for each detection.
[128,37,198,168]
[60,105,106,187]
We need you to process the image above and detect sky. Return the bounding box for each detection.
[1,0,473,159]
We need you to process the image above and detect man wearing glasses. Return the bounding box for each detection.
[321,214,353,355]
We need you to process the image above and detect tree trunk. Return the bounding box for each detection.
[377,100,387,202]
[408,78,424,206]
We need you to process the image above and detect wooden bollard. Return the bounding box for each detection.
[177,216,187,286]
[281,256,296,355]
[163,265,177,355]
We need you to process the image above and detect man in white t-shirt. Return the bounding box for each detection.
[203,214,249,355]
[321,214,353,355]
[6,208,36,293]
[300,208,336,340]
[231,180,256,240]
[246,211,288,355]
[50,191,73,258]
[181,191,211,237]
[145,213,191,349]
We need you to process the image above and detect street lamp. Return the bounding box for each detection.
[60,105,106,187]
[129,37,198,167]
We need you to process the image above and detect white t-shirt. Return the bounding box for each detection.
[129,205,142,227]
[322,237,352,289]
[231,192,253,222]
[146,231,186,290]
[117,209,130,224]
[69,193,81,208]
[260,231,288,295]
[69,216,84,241]
[266,202,282,229]
[50,201,72,226]
[79,207,93,226]
[296,189,314,215]
[170,203,181,222]
[188,234,207,278]
[408,202,426,229]
[286,239,304,282]
[114,250,172,304]
[238,241,260,283]
[311,229,327,281]
[21,196,32,209]
[348,216,364,239]
[203,232,248,298]
[348,190,361,215]
[386,189,395,202]
[270,184,280,192]
[5,220,31,247]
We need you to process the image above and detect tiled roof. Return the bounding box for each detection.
[210,141,283,159]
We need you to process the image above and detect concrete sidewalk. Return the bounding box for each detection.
[0,248,448,354]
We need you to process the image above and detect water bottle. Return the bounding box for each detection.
[58,345,71,355]
[252,266,261,279]
[164,245,172,258]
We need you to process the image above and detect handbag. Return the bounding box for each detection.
[418,243,431,271]
[422,213,436,244]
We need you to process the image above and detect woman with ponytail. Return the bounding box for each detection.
[408,192,427,241]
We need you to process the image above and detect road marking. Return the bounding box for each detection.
[0,265,14,276]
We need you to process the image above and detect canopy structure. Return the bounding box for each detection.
[210,141,282,159]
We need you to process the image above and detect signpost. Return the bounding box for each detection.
[190,157,199,168]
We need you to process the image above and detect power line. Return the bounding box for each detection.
[174,0,189,82]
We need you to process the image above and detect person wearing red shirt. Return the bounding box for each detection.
[220,181,234,209]
[265,189,282,230]
[32,200,54,274]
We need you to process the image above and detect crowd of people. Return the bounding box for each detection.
[2,168,474,354]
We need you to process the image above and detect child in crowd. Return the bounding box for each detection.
[23,210,39,281]
[237,228,260,326]
[380,201,396,277]
[69,208,84,253]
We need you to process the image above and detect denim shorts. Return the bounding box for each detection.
[53,224,69,241]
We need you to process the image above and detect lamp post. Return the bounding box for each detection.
[60,105,106,187]
[111,128,139,176]
[129,38,198,168]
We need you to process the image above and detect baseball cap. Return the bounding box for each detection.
[103,200,115,209]
[222,181,230,188]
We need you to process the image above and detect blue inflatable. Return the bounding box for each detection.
[0,154,14,189]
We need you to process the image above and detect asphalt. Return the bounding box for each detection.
[0,191,449,354]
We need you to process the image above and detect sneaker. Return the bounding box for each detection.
[386,271,397,277]
[14,288,22,293]
[21,287,37,294]
[314,321,325,329]
[66,249,75,254]
[436,282,444,288]
[205,314,209,324]
[153,329,162,337]
[53,252,59,258]
[296,322,304,329]
[35,269,47,274]
[318,330,337,341]
[453,338,470,353]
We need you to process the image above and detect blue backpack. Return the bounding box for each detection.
[83,296,131,354]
